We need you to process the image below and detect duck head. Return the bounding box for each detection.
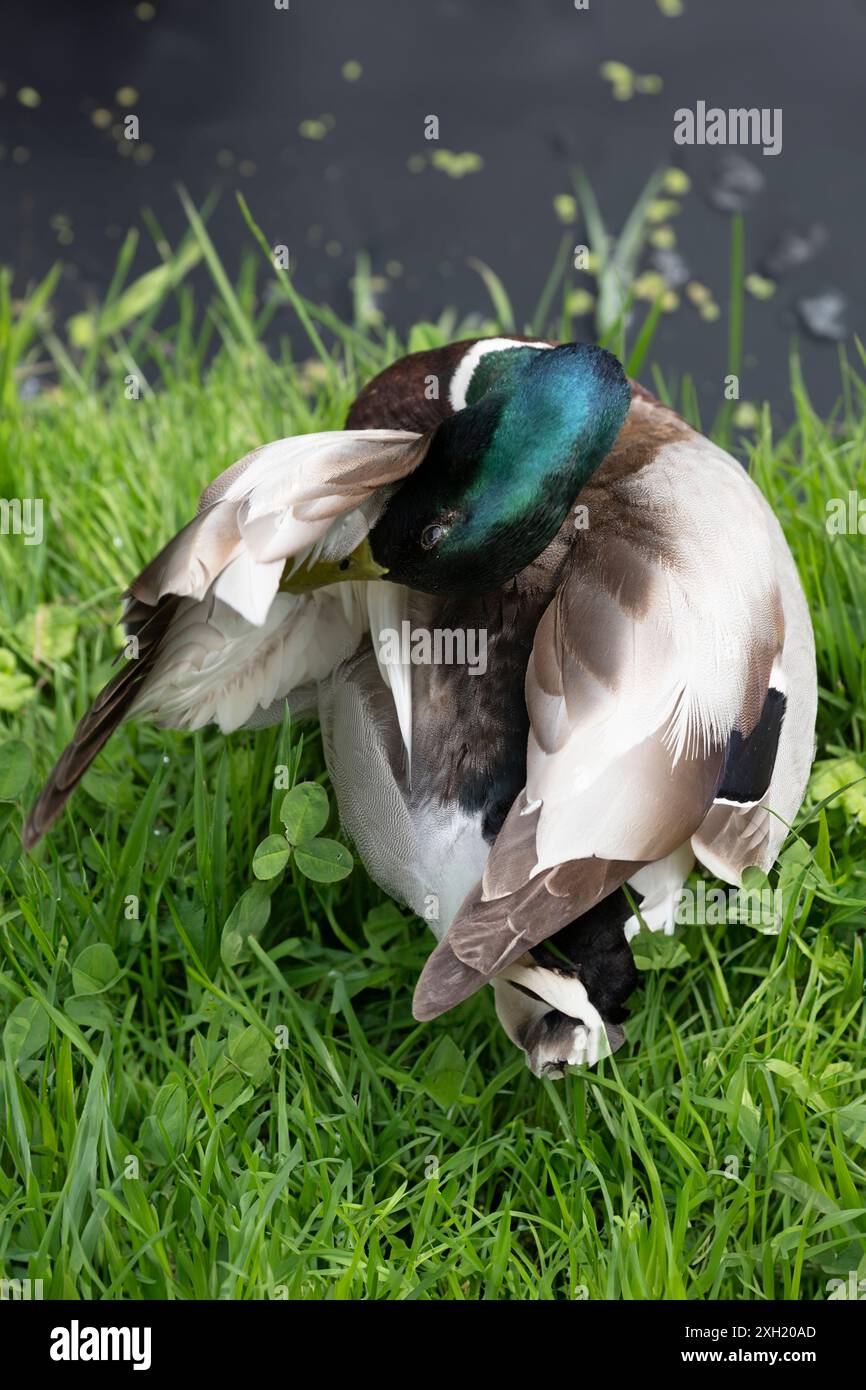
[367,341,630,597]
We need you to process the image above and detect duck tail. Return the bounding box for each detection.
[412,853,640,1021]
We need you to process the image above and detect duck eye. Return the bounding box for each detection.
[420,523,447,550]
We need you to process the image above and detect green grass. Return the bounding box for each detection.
[1,196,865,1300]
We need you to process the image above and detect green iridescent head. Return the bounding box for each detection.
[369,342,631,596]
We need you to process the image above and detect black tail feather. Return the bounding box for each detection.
[21,596,179,849]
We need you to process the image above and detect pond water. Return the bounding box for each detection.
[2,0,863,419]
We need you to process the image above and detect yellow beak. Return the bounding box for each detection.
[279,536,388,594]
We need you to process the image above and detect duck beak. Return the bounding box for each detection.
[279,537,388,594]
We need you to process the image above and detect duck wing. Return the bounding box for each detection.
[413,422,801,1021]
[22,429,427,847]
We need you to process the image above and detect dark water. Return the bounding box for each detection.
[2,0,864,419]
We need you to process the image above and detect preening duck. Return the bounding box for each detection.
[23,337,817,1077]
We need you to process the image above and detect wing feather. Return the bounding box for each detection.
[414,437,786,1020]
[23,428,427,846]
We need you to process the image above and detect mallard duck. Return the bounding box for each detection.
[23,337,817,1077]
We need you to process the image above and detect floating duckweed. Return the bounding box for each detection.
[633,271,667,302]
[91,108,112,129]
[50,212,74,246]
[661,289,679,312]
[135,1,156,18]
[238,159,257,177]
[662,167,691,195]
[407,153,426,173]
[733,402,760,429]
[649,225,676,249]
[115,86,139,106]
[744,273,776,300]
[17,87,41,108]
[216,149,234,167]
[325,240,343,257]
[342,60,362,81]
[430,149,483,178]
[299,118,329,140]
[386,260,404,277]
[601,62,662,100]
[646,198,680,223]
[657,0,684,14]
[133,143,154,164]
[553,193,578,224]
[700,301,721,321]
[686,280,712,305]
[12,146,31,164]
[566,288,596,316]
[600,61,634,101]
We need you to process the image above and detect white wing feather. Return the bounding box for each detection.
[125,428,425,739]
[522,440,783,878]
